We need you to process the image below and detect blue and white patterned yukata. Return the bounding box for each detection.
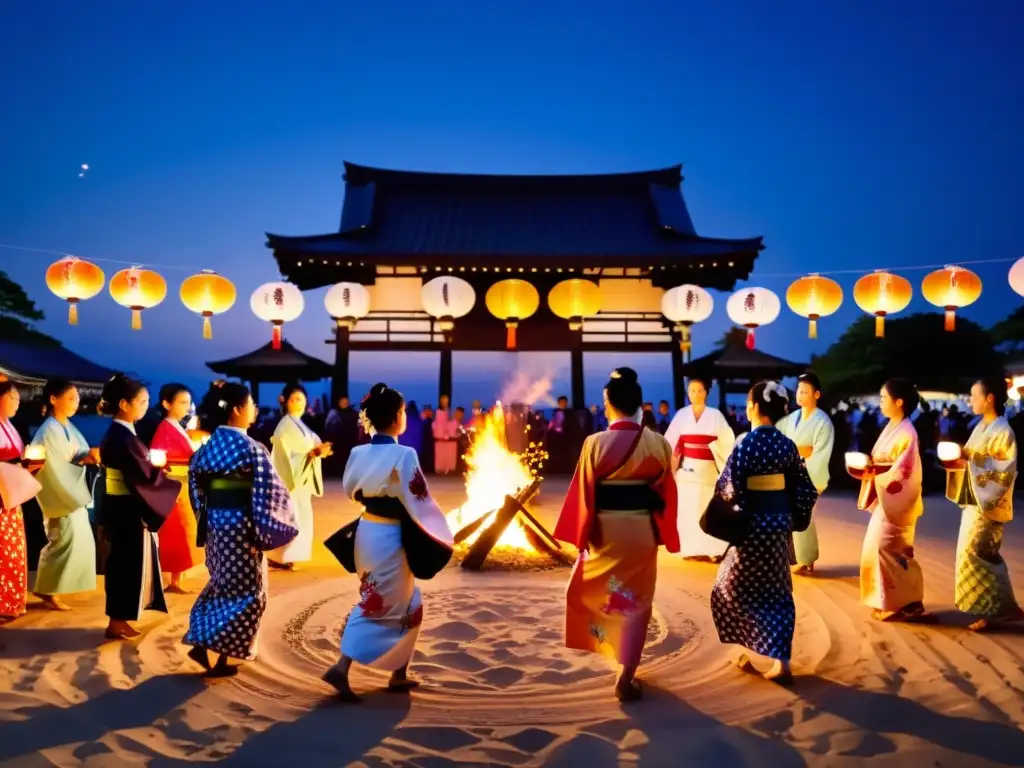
[710,426,818,661]
[182,426,298,660]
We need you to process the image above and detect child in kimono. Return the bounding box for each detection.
[323,383,454,702]
[268,383,331,570]
[31,379,98,610]
[554,367,680,702]
[710,381,818,685]
[98,374,182,640]
[775,371,835,574]
[183,383,298,677]
[943,376,1022,631]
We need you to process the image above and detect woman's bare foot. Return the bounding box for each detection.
[105,620,141,640]
[165,575,190,595]
[187,646,212,671]
[793,564,814,575]
[737,654,793,685]
[969,605,1024,632]
[322,663,361,702]
[34,594,70,611]
[387,670,421,693]
[268,560,294,571]
[204,654,239,678]
[614,678,643,702]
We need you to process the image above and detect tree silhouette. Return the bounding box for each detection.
[714,326,749,349]
[991,306,1024,351]
[0,270,59,346]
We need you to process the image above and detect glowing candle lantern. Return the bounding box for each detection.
[785,274,843,339]
[853,270,912,338]
[1010,256,1024,298]
[726,287,780,350]
[324,282,371,329]
[148,449,167,468]
[547,279,601,331]
[421,276,475,332]
[250,282,304,350]
[485,279,540,350]
[23,444,46,467]
[109,267,167,330]
[661,284,713,352]
[921,265,982,332]
[45,257,106,325]
[845,452,870,470]
[937,442,962,463]
[179,270,237,339]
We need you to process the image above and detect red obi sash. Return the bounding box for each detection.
[674,433,717,462]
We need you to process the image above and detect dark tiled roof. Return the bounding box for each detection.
[682,344,807,378]
[206,340,332,381]
[0,339,116,384]
[267,162,763,290]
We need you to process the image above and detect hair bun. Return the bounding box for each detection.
[609,367,638,384]
[369,382,389,398]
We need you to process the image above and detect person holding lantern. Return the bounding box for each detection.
[30,379,98,610]
[149,383,199,593]
[0,381,42,623]
[183,383,298,677]
[775,371,835,574]
[850,378,932,623]
[662,374,736,562]
[941,376,1022,631]
[97,374,181,640]
[268,383,331,570]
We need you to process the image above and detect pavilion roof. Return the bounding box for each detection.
[267,162,764,290]
[0,339,116,387]
[681,343,807,380]
[206,340,332,382]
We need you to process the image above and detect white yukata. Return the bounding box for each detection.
[340,435,453,671]
[775,407,835,567]
[663,405,736,558]
[270,415,323,564]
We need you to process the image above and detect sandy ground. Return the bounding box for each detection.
[1,477,1023,767]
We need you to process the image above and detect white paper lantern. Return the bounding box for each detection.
[250,282,304,350]
[661,284,713,353]
[324,282,371,329]
[421,276,476,331]
[1010,256,1024,298]
[845,451,870,470]
[726,287,781,349]
[937,442,962,463]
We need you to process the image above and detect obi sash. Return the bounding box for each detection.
[746,473,785,492]
[595,482,665,514]
[198,477,253,548]
[105,468,130,496]
[166,464,189,479]
[675,433,716,462]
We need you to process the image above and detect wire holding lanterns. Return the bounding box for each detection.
[853,270,913,338]
[109,267,167,330]
[250,282,304,350]
[921,265,982,332]
[421,276,476,335]
[547,279,601,331]
[179,270,236,339]
[785,274,843,339]
[661,284,713,359]
[485,279,540,350]
[726,287,780,350]
[324,282,371,330]
[45,257,106,325]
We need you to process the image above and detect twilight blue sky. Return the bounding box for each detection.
[1,1,1021,408]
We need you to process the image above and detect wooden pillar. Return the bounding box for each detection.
[670,341,685,412]
[439,347,453,403]
[332,324,350,405]
[249,379,260,405]
[570,340,585,410]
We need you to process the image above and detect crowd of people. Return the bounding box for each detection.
[0,365,1018,702]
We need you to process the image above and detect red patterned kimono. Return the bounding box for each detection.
[150,420,198,573]
[0,420,40,619]
[555,421,679,666]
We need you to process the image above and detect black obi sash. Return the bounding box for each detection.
[196,476,252,548]
[325,491,452,580]
[595,483,665,514]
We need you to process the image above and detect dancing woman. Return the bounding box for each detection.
[709,381,818,685]
[183,383,298,677]
[98,374,181,639]
[323,383,454,702]
[554,367,680,701]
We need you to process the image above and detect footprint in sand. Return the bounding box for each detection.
[478,665,526,688]
[432,621,481,642]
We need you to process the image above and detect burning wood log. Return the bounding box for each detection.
[461,478,562,570]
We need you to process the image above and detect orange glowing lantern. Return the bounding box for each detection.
[109,267,167,330]
[853,271,912,338]
[661,284,713,353]
[547,279,601,331]
[45,257,106,325]
[726,287,780,349]
[786,274,843,339]
[179,270,237,339]
[485,279,540,350]
[250,282,304,350]
[1010,257,1024,298]
[921,265,982,332]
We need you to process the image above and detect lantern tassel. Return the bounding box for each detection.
[944,307,955,332]
[203,315,213,340]
[131,308,142,331]
[875,314,885,338]
[745,328,755,350]
[808,316,818,339]
[272,323,283,350]
[506,324,517,350]
[68,302,78,326]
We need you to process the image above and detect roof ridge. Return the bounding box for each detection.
[342,161,684,187]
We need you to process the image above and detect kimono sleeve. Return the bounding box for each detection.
[806,415,835,492]
[785,442,819,532]
[650,436,680,553]
[974,424,1016,520]
[713,410,737,472]
[249,438,300,551]
[554,435,599,550]
[396,447,453,546]
[272,418,317,493]
[33,422,92,516]
[713,434,749,513]
[120,432,182,525]
[874,423,922,524]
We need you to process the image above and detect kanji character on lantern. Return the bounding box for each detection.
[726,287,780,349]
[420,276,475,332]
[250,282,304,350]
[661,284,713,354]
[324,282,371,329]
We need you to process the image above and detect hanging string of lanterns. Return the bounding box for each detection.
[785,274,843,339]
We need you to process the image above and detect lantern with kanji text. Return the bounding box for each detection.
[324,282,371,329]
[250,282,304,350]
[726,287,780,350]
[420,276,475,332]
[661,284,713,353]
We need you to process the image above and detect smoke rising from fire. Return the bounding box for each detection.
[499,370,556,408]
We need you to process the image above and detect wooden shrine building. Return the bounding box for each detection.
[206,340,332,404]
[267,162,764,409]
[681,344,807,410]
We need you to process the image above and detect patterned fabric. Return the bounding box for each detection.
[955,506,1017,617]
[0,421,33,618]
[710,426,817,661]
[184,427,297,660]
